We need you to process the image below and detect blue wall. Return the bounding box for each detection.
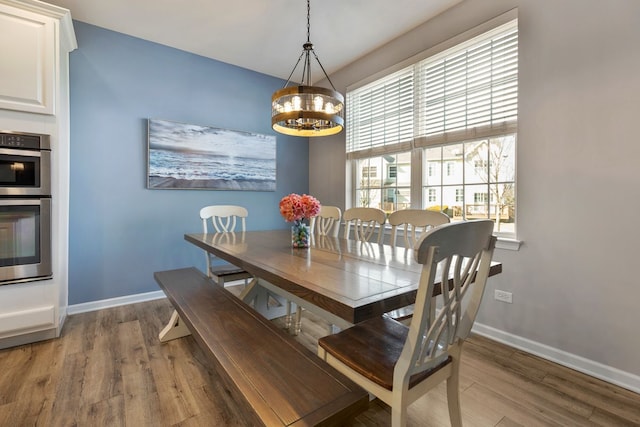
[68,22,309,305]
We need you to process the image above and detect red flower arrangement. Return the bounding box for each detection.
[279,193,321,223]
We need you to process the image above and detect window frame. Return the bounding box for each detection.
[346,11,519,242]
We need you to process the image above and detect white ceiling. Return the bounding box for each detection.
[45,0,462,82]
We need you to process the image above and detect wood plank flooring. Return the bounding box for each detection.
[1,298,639,426]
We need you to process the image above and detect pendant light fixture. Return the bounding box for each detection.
[271,0,344,137]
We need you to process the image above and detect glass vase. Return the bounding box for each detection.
[291,220,310,248]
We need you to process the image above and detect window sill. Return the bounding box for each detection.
[495,237,521,251]
[357,223,521,250]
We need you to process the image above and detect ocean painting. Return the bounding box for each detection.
[147,119,276,191]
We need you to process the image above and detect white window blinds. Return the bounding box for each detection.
[415,24,518,147]
[346,67,414,159]
[346,20,518,156]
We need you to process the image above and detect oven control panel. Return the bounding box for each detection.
[0,131,50,150]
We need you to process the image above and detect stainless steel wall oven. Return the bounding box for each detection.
[0,131,52,285]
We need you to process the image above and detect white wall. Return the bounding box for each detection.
[310,0,640,391]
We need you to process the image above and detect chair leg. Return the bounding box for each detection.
[284,303,303,335]
[293,306,303,335]
[446,373,462,426]
[391,404,408,427]
[446,352,463,427]
[285,301,293,331]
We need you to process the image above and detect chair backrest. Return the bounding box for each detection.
[388,209,450,249]
[200,205,248,273]
[343,207,386,244]
[200,205,247,233]
[310,205,342,238]
[394,220,496,390]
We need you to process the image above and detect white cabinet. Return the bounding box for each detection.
[0,3,55,114]
[0,0,76,348]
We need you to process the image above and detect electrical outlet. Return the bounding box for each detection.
[494,289,513,303]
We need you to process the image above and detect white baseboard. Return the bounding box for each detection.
[66,290,166,315]
[472,322,640,395]
[0,328,57,350]
[0,305,55,336]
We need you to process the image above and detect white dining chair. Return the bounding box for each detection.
[387,209,451,322]
[160,205,255,342]
[343,207,386,244]
[287,205,343,335]
[388,209,450,249]
[318,220,497,427]
[200,205,252,287]
[310,205,342,238]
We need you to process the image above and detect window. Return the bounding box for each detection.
[361,166,378,179]
[346,14,517,238]
[424,135,515,234]
[428,188,437,202]
[474,160,489,173]
[474,193,488,203]
[446,162,455,176]
[355,153,411,213]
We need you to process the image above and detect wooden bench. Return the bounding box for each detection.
[154,267,368,427]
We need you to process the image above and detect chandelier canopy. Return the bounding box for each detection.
[271,0,344,137]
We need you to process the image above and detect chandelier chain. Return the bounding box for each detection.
[302,0,312,85]
[307,0,311,44]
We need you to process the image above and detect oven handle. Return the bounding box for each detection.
[0,147,43,157]
[0,198,49,206]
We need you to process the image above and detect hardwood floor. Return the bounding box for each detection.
[1,298,639,426]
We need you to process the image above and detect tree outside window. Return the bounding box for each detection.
[423,135,515,234]
[465,136,516,231]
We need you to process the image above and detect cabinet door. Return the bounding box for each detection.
[0,4,55,115]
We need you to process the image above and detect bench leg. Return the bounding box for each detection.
[159,309,192,342]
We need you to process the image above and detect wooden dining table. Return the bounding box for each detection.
[185,229,502,330]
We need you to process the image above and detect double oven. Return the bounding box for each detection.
[0,131,52,285]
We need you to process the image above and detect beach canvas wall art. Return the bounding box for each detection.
[147,119,276,191]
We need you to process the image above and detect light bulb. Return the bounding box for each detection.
[325,102,334,114]
[284,101,292,112]
[292,96,302,110]
[313,96,323,111]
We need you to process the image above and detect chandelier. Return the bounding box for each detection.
[271,0,344,137]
